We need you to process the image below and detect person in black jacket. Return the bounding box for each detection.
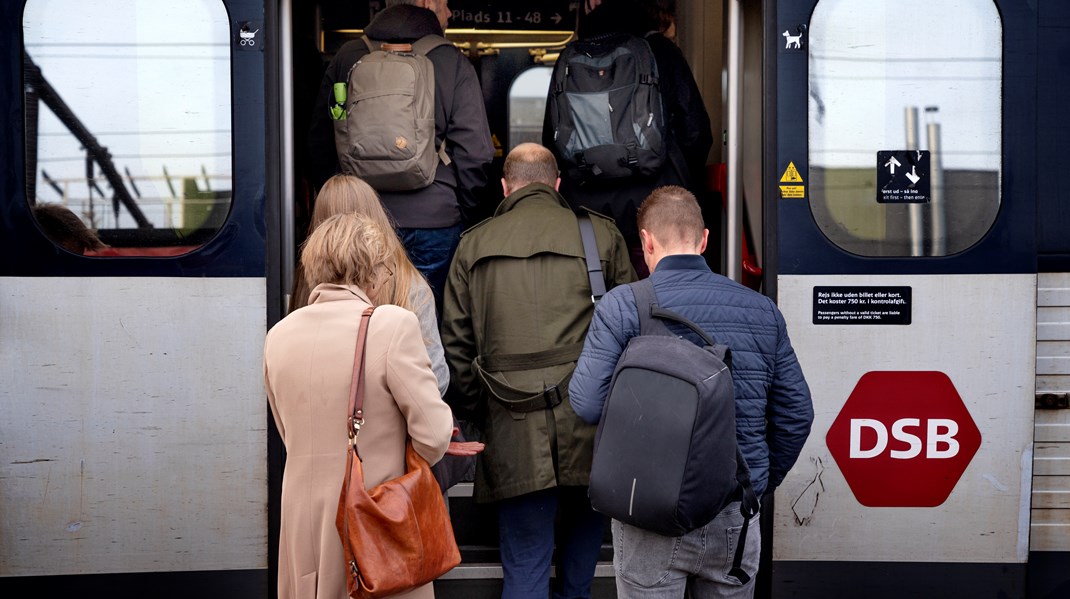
[545,0,713,278]
[308,0,494,310]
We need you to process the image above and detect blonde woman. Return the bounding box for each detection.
[265,212,454,599]
[292,175,448,397]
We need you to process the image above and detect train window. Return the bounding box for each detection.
[22,0,232,257]
[807,0,1001,257]
[508,67,552,150]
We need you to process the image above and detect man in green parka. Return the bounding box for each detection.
[442,143,635,599]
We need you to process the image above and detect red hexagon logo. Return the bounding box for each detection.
[826,371,981,507]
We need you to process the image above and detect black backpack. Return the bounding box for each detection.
[547,34,666,182]
[588,278,760,583]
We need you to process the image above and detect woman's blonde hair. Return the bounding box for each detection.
[291,175,423,311]
[301,212,390,292]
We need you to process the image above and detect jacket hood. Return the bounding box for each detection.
[365,4,444,42]
[579,0,657,38]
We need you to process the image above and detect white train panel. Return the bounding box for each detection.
[0,277,267,576]
[773,274,1035,563]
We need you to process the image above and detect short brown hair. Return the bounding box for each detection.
[502,143,558,190]
[636,186,704,247]
[32,203,105,254]
[301,212,390,291]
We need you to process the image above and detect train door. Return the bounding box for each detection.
[285,2,594,595]
[765,0,1037,595]
[1,0,272,595]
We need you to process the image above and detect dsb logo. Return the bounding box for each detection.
[849,418,961,459]
[827,372,982,507]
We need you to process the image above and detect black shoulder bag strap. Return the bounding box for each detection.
[632,278,757,584]
[577,214,606,303]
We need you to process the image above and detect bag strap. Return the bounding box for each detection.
[630,278,719,346]
[412,34,452,56]
[577,214,606,303]
[728,446,760,584]
[346,307,375,457]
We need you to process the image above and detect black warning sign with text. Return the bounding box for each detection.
[813,286,912,325]
[876,150,930,204]
[325,1,575,32]
[449,1,574,29]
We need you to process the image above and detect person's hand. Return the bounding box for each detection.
[445,426,484,456]
[446,440,485,456]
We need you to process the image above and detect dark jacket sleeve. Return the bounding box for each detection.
[764,306,815,490]
[441,48,494,225]
[652,35,713,189]
[307,42,366,192]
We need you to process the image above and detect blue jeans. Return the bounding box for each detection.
[612,502,760,599]
[397,224,463,315]
[497,487,605,599]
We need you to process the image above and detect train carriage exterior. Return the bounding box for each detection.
[1,1,1067,597]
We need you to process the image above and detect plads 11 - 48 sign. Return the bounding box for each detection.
[826,371,981,507]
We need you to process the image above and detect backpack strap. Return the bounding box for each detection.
[631,278,670,337]
[728,446,761,584]
[412,34,452,56]
[631,278,719,346]
[577,214,606,303]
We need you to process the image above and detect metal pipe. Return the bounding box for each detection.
[904,106,923,256]
[281,0,296,314]
[25,85,39,204]
[725,0,744,281]
[927,118,945,255]
[25,55,152,228]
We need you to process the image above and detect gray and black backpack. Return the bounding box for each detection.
[548,33,667,182]
[589,278,760,583]
[330,35,452,192]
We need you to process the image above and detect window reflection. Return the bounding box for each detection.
[808,0,1001,257]
[23,0,232,257]
[508,67,552,150]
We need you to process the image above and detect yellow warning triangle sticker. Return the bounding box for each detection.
[491,134,504,158]
[780,162,804,183]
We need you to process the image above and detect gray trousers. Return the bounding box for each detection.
[612,501,760,599]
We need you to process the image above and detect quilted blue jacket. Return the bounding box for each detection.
[569,254,813,497]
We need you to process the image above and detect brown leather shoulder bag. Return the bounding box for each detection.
[335,307,461,599]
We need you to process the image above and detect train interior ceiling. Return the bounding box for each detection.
[289,1,757,275]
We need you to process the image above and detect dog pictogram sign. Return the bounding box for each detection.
[826,371,981,507]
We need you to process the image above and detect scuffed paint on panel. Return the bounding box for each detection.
[0,277,268,576]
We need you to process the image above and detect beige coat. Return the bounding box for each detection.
[265,284,454,599]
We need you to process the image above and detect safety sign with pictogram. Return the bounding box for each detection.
[779,161,805,199]
[876,150,930,203]
[825,371,981,507]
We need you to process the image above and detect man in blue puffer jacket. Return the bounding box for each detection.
[569,185,813,599]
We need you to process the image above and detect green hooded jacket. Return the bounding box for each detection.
[442,182,635,502]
